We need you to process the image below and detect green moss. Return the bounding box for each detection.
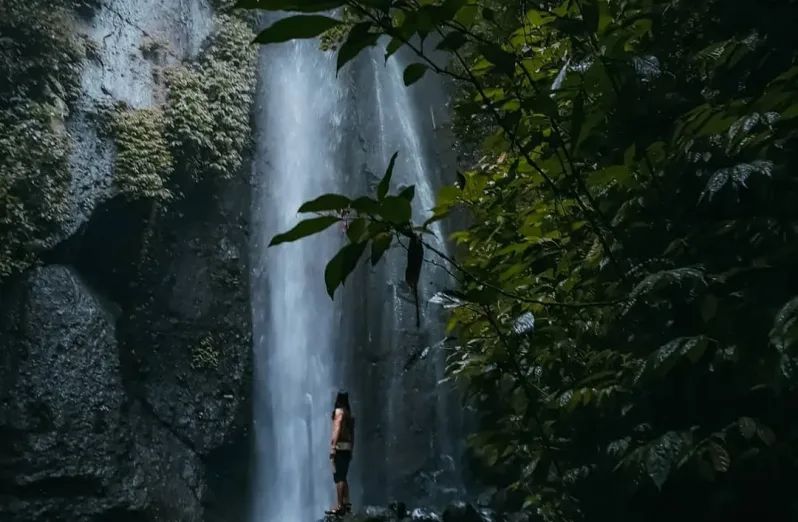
[164,14,257,182]
[0,1,85,106]
[106,15,256,198]
[192,333,221,370]
[0,0,86,280]
[319,7,359,52]
[0,103,71,279]
[139,36,169,61]
[109,105,174,201]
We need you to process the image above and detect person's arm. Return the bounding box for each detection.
[330,408,343,455]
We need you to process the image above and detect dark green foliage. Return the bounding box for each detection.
[241,0,798,521]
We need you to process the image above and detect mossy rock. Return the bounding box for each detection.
[109,105,174,200]
[164,14,257,183]
[105,14,257,199]
[0,0,86,280]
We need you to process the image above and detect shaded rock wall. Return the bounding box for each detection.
[0,170,254,522]
[0,0,254,520]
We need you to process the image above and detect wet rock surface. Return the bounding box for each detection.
[318,502,540,522]
[0,265,204,521]
[0,184,252,522]
[0,0,253,520]
[0,93,252,522]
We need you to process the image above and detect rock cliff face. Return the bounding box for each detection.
[0,0,254,521]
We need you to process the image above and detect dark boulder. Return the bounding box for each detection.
[0,265,133,521]
[0,266,204,521]
[442,501,484,522]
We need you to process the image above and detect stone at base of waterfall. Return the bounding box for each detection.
[317,501,536,522]
[442,501,482,522]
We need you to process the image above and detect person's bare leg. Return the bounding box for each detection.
[342,481,350,507]
[335,481,345,509]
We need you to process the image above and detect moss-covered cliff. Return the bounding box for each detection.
[107,13,257,199]
[0,0,89,278]
[0,2,258,521]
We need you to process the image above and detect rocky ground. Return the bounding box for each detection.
[319,501,539,522]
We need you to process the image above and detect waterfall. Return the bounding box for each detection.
[251,29,465,522]
[251,31,349,522]
[352,45,465,505]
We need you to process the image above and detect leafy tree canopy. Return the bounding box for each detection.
[235,0,798,520]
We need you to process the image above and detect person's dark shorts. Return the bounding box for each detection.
[332,450,351,483]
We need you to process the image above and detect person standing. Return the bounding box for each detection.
[326,390,355,516]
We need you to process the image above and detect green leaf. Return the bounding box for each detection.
[737,417,757,439]
[337,23,379,72]
[371,232,392,265]
[478,44,515,75]
[403,63,429,86]
[589,165,629,187]
[525,9,554,27]
[453,5,478,26]
[350,196,381,214]
[385,37,404,62]
[398,185,415,201]
[235,0,344,12]
[324,241,367,298]
[646,431,687,489]
[379,195,412,223]
[422,208,450,230]
[378,151,398,199]
[269,216,340,246]
[707,442,730,472]
[298,193,351,212]
[436,184,461,207]
[254,15,341,44]
[757,424,776,446]
[346,218,367,242]
[436,31,468,52]
[635,337,710,385]
[436,0,466,20]
[580,0,599,33]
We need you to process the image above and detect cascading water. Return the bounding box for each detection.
[250,24,349,522]
[351,44,466,505]
[251,27,466,522]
